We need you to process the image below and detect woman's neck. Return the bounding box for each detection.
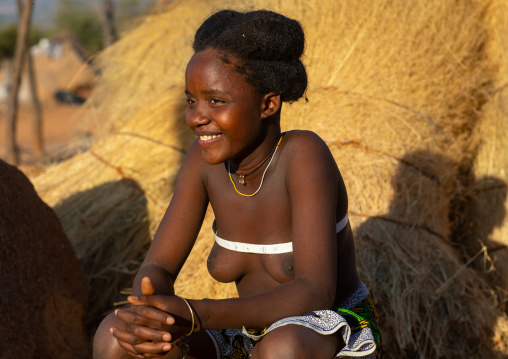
[229,121,282,174]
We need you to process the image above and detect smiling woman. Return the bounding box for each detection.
[93,9,382,359]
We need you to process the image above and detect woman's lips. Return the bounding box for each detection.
[198,133,223,146]
[199,134,221,141]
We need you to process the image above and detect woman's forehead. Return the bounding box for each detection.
[187,49,234,75]
[185,49,250,91]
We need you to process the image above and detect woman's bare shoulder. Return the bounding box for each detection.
[284,129,325,142]
[180,140,208,177]
[283,130,336,167]
[171,139,210,201]
[283,129,346,210]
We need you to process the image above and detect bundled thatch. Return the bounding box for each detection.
[468,0,508,313]
[31,0,508,356]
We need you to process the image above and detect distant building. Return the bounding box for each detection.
[0,28,95,105]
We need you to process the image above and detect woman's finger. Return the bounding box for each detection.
[115,339,145,358]
[128,304,175,326]
[111,325,173,345]
[141,276,156,295]
[115,308,169,329]
[114,323,172,343]
[127,296,176,325]
[131,341,174,355]
[110,326,148,345]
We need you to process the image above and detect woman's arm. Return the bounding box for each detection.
[132,140,210,296]
[110,140,210,355]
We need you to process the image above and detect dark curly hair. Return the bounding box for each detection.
[193,9,307,102]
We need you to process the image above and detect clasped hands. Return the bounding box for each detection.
[110,277,193,358]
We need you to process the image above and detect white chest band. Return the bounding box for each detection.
[213,214,349,254]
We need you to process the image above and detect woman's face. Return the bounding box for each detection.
[185,48,267,165]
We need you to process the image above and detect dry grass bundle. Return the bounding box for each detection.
[468,0,508,313]
[31,0,508,356]
[350,149,507,357]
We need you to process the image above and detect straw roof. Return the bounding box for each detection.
[31,0,508,356]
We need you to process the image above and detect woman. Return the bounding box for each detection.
[93,9,382,359]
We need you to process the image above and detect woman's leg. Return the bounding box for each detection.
[93,313,131,359]
[250,324,345,359]
[93,313,217,359]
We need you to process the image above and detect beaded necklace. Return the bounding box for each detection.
[234,146,276,186]
[228,135,283,197]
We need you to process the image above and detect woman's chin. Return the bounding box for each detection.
[201,150,226,165]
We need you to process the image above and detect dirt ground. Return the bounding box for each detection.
[0,103,87,171]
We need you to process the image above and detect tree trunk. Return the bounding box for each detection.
[26,48,44,156]
[15,0,44,156]
[101,0,118,47]
[5,0,33,165]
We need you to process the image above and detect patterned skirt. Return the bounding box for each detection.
[206,283,383,359]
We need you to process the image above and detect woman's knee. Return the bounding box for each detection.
[93,313,129,359]
[252,325,341,359]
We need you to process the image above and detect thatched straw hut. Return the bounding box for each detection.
[31,0,508,357]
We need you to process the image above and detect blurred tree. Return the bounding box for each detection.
[0,25,17,59]
[0,24,44,59]
[112,0,158,33]
[116,0,146,23]
[50,0,158,52]
[54,0,103,53]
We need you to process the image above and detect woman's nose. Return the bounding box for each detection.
[186,104,210,128]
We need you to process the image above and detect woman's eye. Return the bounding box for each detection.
[186,98,195,105]
[210,98,225,105]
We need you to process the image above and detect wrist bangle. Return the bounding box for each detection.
[176,295,195,336]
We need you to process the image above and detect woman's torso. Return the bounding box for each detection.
[204,131,359,305]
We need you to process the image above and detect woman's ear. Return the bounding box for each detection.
[260,93,281,119]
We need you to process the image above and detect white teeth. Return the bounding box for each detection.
[200,134,221,141]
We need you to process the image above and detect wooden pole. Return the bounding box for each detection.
[26,45,44,156]
[15,0,43,156]
[5,0,33,165]
[16,0,44,157]
[101,0,118,47]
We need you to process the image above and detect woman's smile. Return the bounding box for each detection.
[198,133,223,146]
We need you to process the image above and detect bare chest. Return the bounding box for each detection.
[205,163,294,291]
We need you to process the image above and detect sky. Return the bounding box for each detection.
[0,0,158,29]
[0,0,63,28]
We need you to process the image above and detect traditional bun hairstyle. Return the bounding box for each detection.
[193,10,307,102]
